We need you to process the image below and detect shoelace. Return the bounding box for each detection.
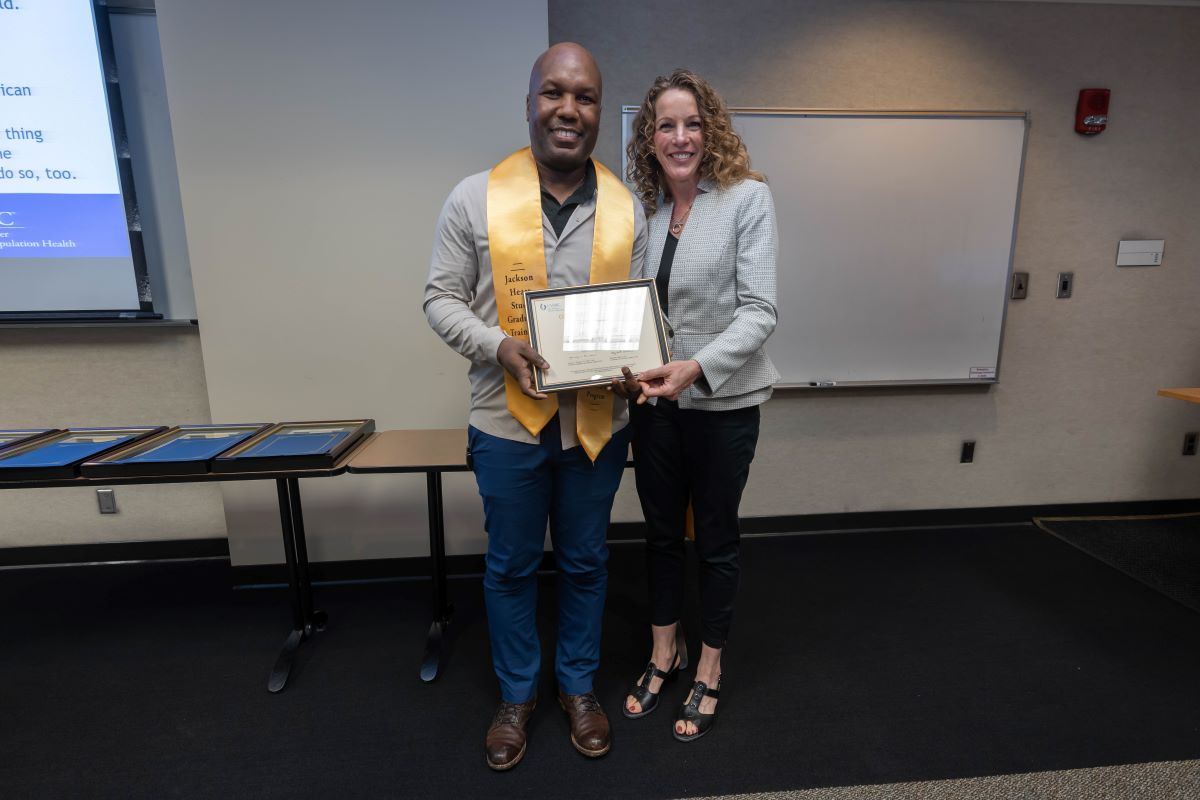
[493,702,527,726]
[570,693,602,714]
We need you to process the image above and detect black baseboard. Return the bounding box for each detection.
[0,537,229,568]
[610,497,1200,538]
[232,552,504,587]
[5,498,1198,584]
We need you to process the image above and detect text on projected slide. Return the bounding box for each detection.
[0,0,131,258]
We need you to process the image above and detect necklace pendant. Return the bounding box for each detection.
[670,221,683,234]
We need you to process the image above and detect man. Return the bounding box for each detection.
[423,43,648,770]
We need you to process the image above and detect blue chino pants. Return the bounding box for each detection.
[469,414,630,703]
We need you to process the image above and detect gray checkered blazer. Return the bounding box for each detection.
[646,177,780,410]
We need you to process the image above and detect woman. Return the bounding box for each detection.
[618,69,779,741]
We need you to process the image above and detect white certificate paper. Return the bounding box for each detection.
[526,281,669,392]
[563,286,645,351]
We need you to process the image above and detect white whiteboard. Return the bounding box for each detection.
[621,109,1028,387]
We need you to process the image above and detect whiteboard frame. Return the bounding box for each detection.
[620,107,1031,389]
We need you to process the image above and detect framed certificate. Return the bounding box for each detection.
[0,429,60,453]
[524,279,670,393]
[211,419,375,473]
[80,423,273,478]
[0,426,166,481]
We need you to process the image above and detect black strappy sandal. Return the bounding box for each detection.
[673,675,721,742]
[623,625,689,719]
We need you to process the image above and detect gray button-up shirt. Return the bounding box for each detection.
[424,167,649,448]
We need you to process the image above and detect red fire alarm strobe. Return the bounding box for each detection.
[1075,88,1110,135]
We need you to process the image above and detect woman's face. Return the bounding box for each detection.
[652,88,703,188]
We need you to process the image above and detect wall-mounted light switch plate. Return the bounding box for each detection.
[1056,272,1073,298]
[97,488,118,514]
[1011,272,1028,299]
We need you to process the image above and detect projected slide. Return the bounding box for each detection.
[0,0,141,313]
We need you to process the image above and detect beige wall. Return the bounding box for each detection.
[551,0,1200,522]
[154,0,548,564]
[0,326,225,546]
[5,0,1197,558]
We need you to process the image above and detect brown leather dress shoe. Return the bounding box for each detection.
[557,690,611,758]
[485,697,536,771]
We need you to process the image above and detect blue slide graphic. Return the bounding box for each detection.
[0,194,131,258]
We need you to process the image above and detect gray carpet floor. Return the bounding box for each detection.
[692,758,1200,799]
[1034,513,1200,613]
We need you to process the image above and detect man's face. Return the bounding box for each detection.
[526,49,602,174]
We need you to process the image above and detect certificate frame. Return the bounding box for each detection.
[524,278,670,393]
[211,419,375,473]
[0,429,61,453]
[0,426,167,481]
[80,423,273,478]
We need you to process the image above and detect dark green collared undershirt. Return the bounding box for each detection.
[540,161,597,238]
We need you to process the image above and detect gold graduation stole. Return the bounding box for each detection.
[486,147,635,462]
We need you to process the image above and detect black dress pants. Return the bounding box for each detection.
[630,399,761,649]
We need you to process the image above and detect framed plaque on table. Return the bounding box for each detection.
[524,278,670,393]
[211,419,375,473]
[0,427,167,481]
[80,423,273,478]
[0,429,60,453]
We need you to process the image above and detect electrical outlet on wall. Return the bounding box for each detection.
[960,441,975,463]
[1183,433,1198,457]
[1011,272,1028,299]
[96,488,118,514]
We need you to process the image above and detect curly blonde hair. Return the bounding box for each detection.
[626,69,764,211]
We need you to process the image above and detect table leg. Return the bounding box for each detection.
[268,477,324,693]
[287,477,327,630]
[420,470,454,682]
